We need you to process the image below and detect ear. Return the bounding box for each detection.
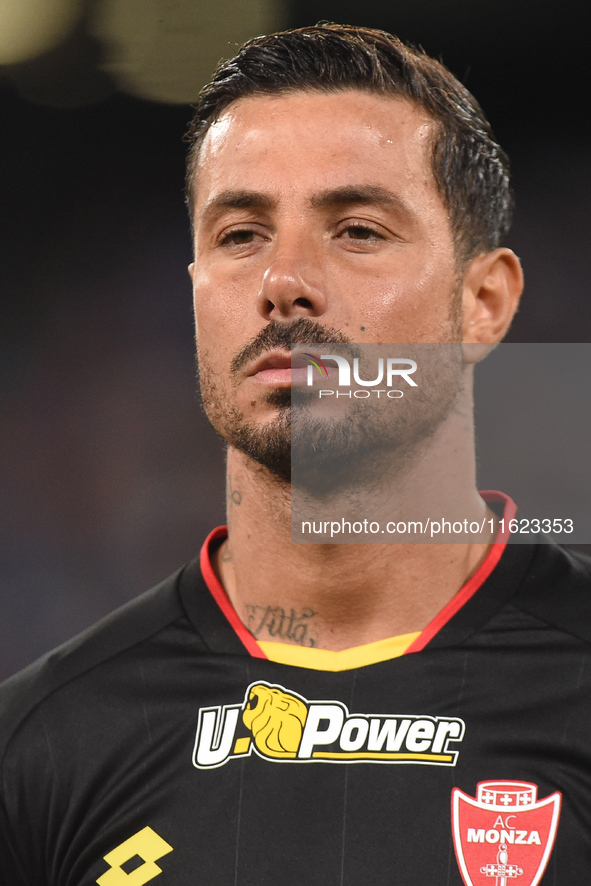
[461,248,523,346]
[188,262,195,280]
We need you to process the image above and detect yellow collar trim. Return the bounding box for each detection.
[258,632,421,672]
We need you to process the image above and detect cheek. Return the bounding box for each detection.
[193,264,258,332]
[350,277,455,342]
[193,277,239,355]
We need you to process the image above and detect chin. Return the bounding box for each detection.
[227,411,293,484]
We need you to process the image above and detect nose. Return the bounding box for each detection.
[256,239,328,321]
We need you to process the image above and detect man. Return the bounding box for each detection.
[1,23,590,885]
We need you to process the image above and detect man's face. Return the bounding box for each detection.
[189,90,463,475]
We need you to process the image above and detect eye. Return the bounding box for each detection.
[337,223,386,242]
[219,228,258,246]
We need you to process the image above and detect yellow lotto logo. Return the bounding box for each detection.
[96,826,173,885]
[193,682,465,769]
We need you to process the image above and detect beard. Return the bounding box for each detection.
[289,341,465,495]
[197,307,465,493]
[198,317,350,484]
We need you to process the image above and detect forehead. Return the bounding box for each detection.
[193,90,438,209]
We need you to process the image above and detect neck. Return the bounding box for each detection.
[214,376,497,652]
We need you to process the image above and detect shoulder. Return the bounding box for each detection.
[0,562,193,758]
[512,542,591,644]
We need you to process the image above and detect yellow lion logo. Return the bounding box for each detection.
[242,683,308,759]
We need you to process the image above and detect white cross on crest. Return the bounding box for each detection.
[480,844,524,885]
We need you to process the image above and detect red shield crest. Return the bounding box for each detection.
[451,780,561,886]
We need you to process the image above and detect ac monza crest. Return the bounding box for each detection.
[451,781,561,886]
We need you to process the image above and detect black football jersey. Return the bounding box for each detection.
[1,532,591,885]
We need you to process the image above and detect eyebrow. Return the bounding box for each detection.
[200,190,276,226]
[310,184,413,217]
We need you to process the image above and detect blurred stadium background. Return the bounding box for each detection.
[1,0,589,676]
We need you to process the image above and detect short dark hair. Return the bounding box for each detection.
[185,23,513,263]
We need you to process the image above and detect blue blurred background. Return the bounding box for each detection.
[1,0,589,677]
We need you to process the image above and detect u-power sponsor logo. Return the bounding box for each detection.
[193,681,465,769]
[303,353,417,399]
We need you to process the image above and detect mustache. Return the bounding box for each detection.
[230,318,355,377]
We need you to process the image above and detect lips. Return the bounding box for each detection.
[247,350,317,386]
